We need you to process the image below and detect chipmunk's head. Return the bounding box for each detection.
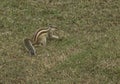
[48,25,58,31]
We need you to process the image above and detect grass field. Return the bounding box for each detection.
[0,0,120,84]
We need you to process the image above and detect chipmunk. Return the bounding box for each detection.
[24,26,60,56]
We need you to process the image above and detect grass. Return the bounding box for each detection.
[0,0,120,84]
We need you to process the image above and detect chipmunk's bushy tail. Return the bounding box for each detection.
[24,38,36,56]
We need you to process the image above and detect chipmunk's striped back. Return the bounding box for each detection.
[32,28,50,45]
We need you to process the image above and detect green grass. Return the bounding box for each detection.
[0,0,120,84]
